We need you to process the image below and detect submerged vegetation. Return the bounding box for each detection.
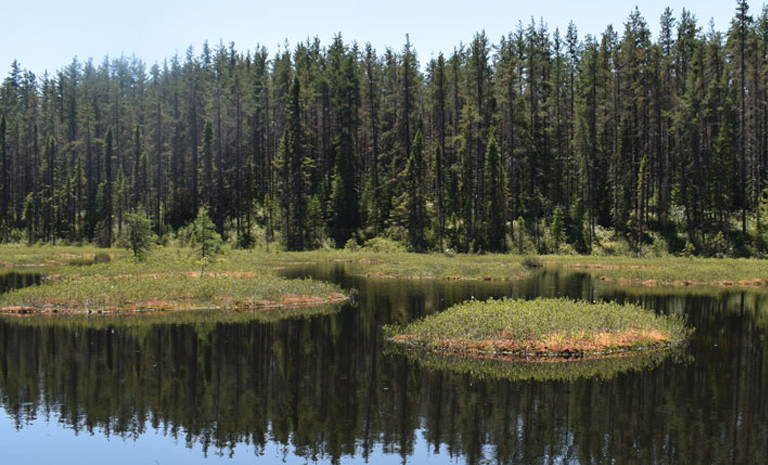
[388,297,691,358]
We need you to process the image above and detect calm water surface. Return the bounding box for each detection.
[1,264,767,464]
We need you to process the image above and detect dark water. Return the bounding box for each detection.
[1,265,767,464]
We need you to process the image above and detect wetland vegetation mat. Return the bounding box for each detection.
[2,243,767,317]
[4,244,768,289]
[0,273,347,314]
[0,246,347,314]
[278,249,768,289]
[545,255,768,288]
[387,297,691,358]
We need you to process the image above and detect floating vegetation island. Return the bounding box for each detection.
[0,273,347,314]
[0,246,351,315]
[388,297,691,359]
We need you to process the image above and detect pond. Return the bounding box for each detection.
[1,264,767,464]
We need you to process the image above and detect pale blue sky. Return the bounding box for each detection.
[1,0,749,76]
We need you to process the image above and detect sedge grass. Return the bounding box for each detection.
[0,273,345,313]
[0,244,126,268]
[278,249,768,288]
[278,250,529,281]
[387,297,691,358]
[544,255,768,288]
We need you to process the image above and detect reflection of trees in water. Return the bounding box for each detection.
[0,270,767,464]
[0,271,41,294]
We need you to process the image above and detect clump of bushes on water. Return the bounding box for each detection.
[387,297,691,358]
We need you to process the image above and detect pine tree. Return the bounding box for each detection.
[405,124,426,252]
[330,134,358,247]
[756,181,768,250]
[483,133,508,252]
[201,120,214,209]
[433,144,445,252]
[328,37,360,247]
[103,128,115,246]
[551,205,566,250]
[274,77,309,250]
[0,115,8,241]
[733,0,752,235]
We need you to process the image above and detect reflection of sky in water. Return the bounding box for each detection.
[2,414,463,464]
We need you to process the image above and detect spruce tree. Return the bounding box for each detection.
[275,77,309,250]
[103,128,114,247]
[123,205,153,260]
[406,124,426,252]
[192,206,223,276]
[0,115,7,241]
[483,133,508,252]
[330,134,358,247]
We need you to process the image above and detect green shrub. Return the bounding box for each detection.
[94,252,111,264]
[362,237,406,253]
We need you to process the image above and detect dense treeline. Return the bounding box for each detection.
[2,1,768,256]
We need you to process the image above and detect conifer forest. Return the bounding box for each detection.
[2,2,768,257]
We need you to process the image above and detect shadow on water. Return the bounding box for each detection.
[0,263,767,464]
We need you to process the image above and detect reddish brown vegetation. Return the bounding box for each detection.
[392,327,673,358]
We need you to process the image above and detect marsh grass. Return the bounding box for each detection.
[544,255,768,287]
[0,246,346,314]
[387,297,691,357]
[0,244,126,268]
[0,273,345,313]
[277,249,768,288]
[279,250,529,281]
[5,244,768,287]
[4,244,768,317]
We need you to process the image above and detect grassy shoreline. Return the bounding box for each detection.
[386,297,691,358]
[273,249,768,288]
[3,245,768,296]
